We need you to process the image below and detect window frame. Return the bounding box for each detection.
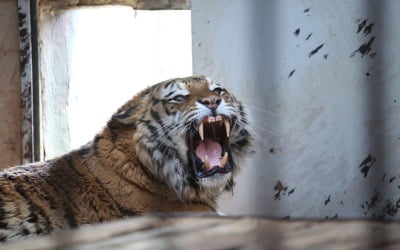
[17,0,190,162]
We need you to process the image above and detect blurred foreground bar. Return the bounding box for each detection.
[4,213,400,249]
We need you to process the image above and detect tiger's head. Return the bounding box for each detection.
[109,75,253,202]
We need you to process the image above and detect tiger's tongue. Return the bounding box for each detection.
[195,139,222,167]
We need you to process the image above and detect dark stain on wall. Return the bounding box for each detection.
[352,18,376,58]
[325,214,338,220]
[361,190,380,216]
[361,190,400,219]
[305,33,312,40]
[359,154,376,178]
[363,23,374,36]
[288,69,296,78]
[366,191,380,209]
[356,18,375,36]
[294,28,300,37]
[324,195,331,205]
[359,182,400,219]
[357,19,368,33]
[379,199,400,218]
[308,44,324,57]
[323,54,328,60]
[274,181,287,200]
[351,36,375,58]
[273,181,295,200]
[303,8,310,13]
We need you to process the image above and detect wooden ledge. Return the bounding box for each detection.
[4,213,400,249]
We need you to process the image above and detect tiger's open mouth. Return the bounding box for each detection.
[188,115,232,178]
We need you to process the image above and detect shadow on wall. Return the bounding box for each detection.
[364,0,388,248]
[249,1,282,248]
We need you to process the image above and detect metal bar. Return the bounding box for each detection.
[30,0,41,162]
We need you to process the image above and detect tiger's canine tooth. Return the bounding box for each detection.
[221,152,228,166]
[204,154,211,170]
[216,115,223,125]
[223,118,230,138]
[199,121,204,141]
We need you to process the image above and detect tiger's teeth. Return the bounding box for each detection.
[199,121,204,141]
[204,155,211,170]
[221,152,228,166]
[216,115,223,125]
[223,118,230,138]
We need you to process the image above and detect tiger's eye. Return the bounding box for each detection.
[213,87,225,95]
[171,95,187,103]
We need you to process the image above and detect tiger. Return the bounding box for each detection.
[0,75,253,241]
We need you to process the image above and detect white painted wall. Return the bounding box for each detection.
[192,0,400,219]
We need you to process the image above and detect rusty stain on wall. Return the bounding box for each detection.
[273,180,295,201]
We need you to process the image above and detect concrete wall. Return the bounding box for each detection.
[0,0,22,169]
[192,0,400,219]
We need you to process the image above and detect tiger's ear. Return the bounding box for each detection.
[110,105,137,126]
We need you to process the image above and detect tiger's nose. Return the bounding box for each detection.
[198,96,222,110]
